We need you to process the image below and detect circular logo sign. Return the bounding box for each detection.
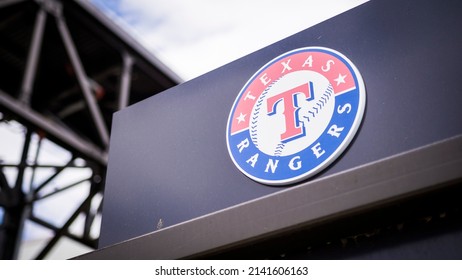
[226,47,366,185]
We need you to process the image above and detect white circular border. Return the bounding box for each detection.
[226,46,366,186]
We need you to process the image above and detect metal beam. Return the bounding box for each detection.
[29,215,97,248]
[118,53,133,110]
[0,168,11,207]
[0,0,26,9]
[54,67,121,118]
[83,171,103,240]
[0,90,108,165]
[33,157,75,195]
[26,133,42,194]
[35,186,98,259]
[18,8,47,104]
[0,168,10,191]
[34,177,90,201]
[53,66,120,105]
[0,129,32,259]
[55,15,109,147]
[83,198,101,240]
[0,163,88,169]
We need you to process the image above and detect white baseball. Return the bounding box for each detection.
[250,70,335,157]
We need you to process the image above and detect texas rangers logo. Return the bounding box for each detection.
[226,47,366,185]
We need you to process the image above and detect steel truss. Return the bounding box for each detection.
[0,126,104,259]
[0,0,179,259]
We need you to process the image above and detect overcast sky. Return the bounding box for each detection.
[89,0,369,80]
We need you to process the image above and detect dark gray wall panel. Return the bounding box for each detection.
[99,0,462,248]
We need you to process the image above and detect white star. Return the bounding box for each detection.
[334,73,347,86]
[236,112,246,123]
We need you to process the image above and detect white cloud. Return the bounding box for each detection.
[91,0,369,80]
